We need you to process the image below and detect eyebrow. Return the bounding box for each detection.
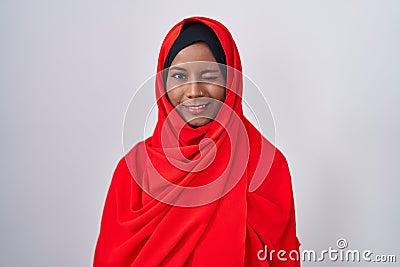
[169,66,220,74]
[170,66,187,71]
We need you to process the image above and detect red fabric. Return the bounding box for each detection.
[94,16,300,266]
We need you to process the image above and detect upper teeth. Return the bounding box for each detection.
[188,104,206,109]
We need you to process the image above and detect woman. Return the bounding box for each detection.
[94,16,300,266]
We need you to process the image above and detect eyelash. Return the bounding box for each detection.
[202,77,218,81]
[171,73,218,81]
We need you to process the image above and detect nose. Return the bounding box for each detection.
[185,82,203,98]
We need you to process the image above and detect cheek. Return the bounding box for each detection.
[166,91,179,106]
[207,85,226,102]
[166,85,183,107]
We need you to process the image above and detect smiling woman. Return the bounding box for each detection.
[166,52,226,127]
[94,16,300,266]
[164,22,227,128]
[167,67,224,127]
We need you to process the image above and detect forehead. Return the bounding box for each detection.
[170,42,217,66]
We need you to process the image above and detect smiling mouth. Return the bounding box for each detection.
[182,103,210,115]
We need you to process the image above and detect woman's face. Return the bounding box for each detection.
[166,42,226,127]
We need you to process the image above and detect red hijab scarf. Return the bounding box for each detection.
[94,16,300,266]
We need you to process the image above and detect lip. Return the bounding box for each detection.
[182,103,210,115]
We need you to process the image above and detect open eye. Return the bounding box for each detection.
[171,72,187,80]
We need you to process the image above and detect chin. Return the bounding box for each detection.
[187,117,212,127]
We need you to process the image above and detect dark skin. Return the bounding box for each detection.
[166,42,226,127]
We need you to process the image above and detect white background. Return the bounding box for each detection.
[1,1,399,266]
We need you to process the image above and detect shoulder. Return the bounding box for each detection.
[111,140,147,185]
[260,135,290,175]
[272,146,290,171]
